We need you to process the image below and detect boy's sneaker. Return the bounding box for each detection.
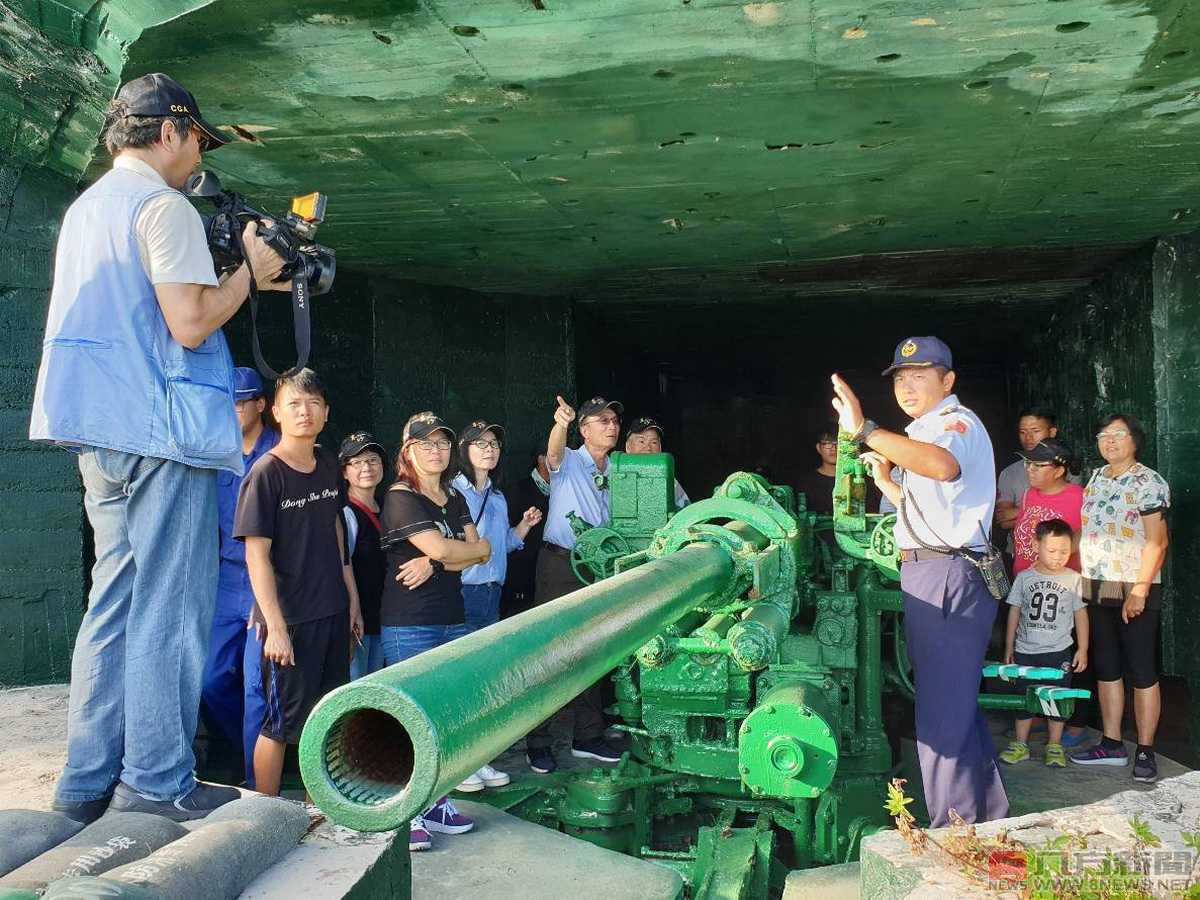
[1044,743,1067,768]
[1070,743,1129,767]
[423,797,474,834]
[456,771,486,792]
[527,748,557,775]
[999,741,1030,765]
[1133,750,1158,784]
[108,780,239,822]
[476,763,510,787]
[409,817,432,851]
[571,737,622,763]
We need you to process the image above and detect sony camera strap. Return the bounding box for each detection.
[237,229,311,379]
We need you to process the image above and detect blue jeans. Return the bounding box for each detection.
[462,582,503,632]
[350,634,386,679]
[380,624,469,666]
[58,447,218,803]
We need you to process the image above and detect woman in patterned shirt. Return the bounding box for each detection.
[1068,414,1169,783]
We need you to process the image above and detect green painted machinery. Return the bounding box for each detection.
[300,443,1085,898]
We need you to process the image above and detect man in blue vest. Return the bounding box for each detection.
[29,73,287,823]
[202,367,278,787]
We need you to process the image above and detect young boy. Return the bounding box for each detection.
[1000,518,1089,768]
[235,368,363,796]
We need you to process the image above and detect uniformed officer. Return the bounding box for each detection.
[831,336,1009,826]
[201,366,278,787]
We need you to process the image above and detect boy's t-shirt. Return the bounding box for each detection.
[1012,483,1084,575]
[234,449,349,625]
[1006,566,1083,654]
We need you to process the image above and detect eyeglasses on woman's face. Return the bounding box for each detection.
[417,439,452,452]
[346,455,382,470]
[470,439,501,451]
[1096,429,1130,442]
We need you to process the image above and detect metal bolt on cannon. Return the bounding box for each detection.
[299,440,1087,898]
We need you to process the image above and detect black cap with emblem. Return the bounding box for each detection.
[115,73,229,152]
[577,396,624,425]
[402,411,455,443]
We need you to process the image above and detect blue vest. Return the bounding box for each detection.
[29,166,242,473]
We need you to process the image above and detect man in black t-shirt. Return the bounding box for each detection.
[798,428,839,517]
[234,368,363,796]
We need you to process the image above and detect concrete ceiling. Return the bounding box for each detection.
[102,1,1200,300]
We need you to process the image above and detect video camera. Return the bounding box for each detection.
[186,170,335,376]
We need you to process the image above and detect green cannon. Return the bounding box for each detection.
[300,444,1085,897]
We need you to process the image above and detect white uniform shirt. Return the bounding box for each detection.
[893,394,996,551]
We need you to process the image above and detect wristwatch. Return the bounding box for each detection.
[856,419,879,444]
[430,559,445,574]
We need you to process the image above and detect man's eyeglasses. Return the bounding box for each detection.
[1096,430,1130,441]
[346,457,381,469]
[817,441,837,449]
[470,440,501,451]
[417,439,452,452]
[1023,460,1059,469]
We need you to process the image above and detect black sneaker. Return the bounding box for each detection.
[107,780,240,822]
[571,737,622,763]
[527,748,557,775]
[1133,750,1158,784]
[52,794,112,825]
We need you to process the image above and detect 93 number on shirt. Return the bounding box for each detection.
[1029,591,1059,623]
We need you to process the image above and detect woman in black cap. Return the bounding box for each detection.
[380,412,491,850]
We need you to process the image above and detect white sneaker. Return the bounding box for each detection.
[476,763,510,788]
[456,771,486,792]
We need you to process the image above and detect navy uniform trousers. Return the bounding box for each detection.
[902,555,1009,827]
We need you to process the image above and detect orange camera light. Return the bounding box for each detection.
[291,191,327,224]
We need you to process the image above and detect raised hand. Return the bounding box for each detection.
[553,395,576,429]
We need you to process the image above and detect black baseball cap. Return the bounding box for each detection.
[460,421,506,446]
[115,73,229,152]
[578,396,624,424]
[1018,438,1072,468]
[402,412,455,443]
[881,336,953,376]
[627,417,663,437]
[338,431,385,464]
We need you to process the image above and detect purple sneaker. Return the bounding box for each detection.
[424,797,474,835]
[1070,743,1129,767]
[409,816,432,851]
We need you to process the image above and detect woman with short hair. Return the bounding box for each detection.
[1068,414,1169,784]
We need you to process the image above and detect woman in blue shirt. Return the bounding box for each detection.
[452,421,543,632]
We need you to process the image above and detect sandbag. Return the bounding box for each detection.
[44,797,309,900]
[0,810,84,876]
[0,812,185,891]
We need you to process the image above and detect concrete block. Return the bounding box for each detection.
[782,861,861,899]
[0,810,83,877]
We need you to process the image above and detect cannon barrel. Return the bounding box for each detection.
[299,542,739,831]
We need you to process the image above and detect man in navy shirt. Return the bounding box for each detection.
[202,367,278,786]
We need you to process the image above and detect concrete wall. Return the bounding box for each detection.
[372,279,575,486]
[0,165,86,686]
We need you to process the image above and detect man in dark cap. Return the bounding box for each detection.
[830,337,1009,827]
[625,417,691,509]
[525,395,626,774]
[29,74,288,823]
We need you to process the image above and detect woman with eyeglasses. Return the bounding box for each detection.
[448,421,543,795]
[452,422,544,633]
[380,412,492,850]
[1069,414,1170,784]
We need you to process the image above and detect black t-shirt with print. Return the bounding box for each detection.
[380,485,472,626]
[234,449,349,625]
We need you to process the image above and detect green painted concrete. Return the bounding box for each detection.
[113,0,1200,301]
